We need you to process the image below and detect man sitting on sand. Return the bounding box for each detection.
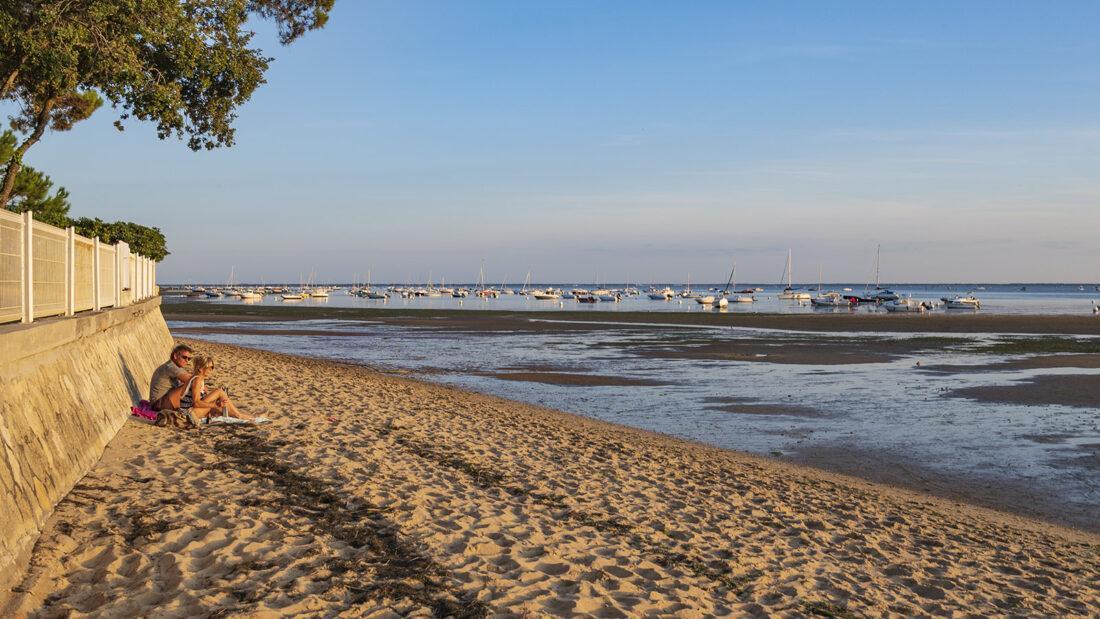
[149,344,195,412]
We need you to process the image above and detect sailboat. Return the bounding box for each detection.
[475,262,499,298]
[778,249,811,300]
[239,283,262,301]
[869,244,899,302]
[438,276,454,295]
[364,270,388,299]
[711,260,735,308]
[282,273,307,300]
[647,287,675,300]
[679,274,694,298]
[518,271,532,295]
[730,263,755,303]
[811,267,850,307]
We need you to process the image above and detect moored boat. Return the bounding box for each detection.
[942,294,981,310]
[883,297,927,312]
[811,291,851,308]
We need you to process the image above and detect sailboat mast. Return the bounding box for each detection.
[875,244,881,289]
[722,259,736,293]
[787,249,793,288]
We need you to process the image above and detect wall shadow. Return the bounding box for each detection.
[119,352,143,405]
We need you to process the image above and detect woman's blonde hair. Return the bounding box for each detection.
[192,355,215,375]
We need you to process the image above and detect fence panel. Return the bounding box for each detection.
[73,236,95,312]
[0,212,156,324]
[31,222,67,318]
[0,210,21,324]
[98,243,116,309]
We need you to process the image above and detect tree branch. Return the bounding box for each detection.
[0,68,19,100]
[0,97,57,209]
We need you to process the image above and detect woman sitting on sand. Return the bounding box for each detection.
[180,355,258,422]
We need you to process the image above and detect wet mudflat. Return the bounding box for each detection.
[950,374,1100,409]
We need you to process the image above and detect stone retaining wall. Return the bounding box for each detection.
[0,297,172,590]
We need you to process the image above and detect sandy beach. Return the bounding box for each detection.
[4,338,1098,617]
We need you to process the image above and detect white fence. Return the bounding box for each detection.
[0,210,158,325]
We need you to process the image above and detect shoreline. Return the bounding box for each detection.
[166,321,1100,531]
[6,339,1097,616]
[163,302,1100,335]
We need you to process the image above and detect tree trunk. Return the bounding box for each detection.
[0,68,18,100]
[0,98,54,210]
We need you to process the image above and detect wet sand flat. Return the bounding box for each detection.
[163,302,1100,335]
[5,340,1098,617]
[476,371,668,387]
[627,340,900,365]
[950,374,1100,409]
[708,403,826,418]
[165,323,979,366]
[921,353,1100,374]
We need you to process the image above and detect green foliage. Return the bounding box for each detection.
[0,0,333,207]
[1,1,333,151]
[0,129,71,227]
[71,217,170,262]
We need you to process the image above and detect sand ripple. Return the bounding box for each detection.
[4,339,1097,617]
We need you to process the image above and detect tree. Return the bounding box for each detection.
[0,129,72,227]
[0,0,334,208]
[71,217,170,262]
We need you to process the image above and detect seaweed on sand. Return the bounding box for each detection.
[209,433,488,618]
[380,425,764,597]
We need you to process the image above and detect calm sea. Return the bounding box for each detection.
[164,283,1100,316]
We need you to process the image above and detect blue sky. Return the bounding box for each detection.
[7,1,1100,283]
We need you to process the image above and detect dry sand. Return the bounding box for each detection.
[4,339,1098,617]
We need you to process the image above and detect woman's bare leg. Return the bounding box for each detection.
[201,389,252,420]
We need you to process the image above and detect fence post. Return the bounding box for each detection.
[114,242,123,307]
[151,259,156,297]
[137,256,143,300]
[92,236,101,311]
[21,211,33,323]
[65,226,75,316]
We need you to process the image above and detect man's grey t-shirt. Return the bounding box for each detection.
[149,360,187,402]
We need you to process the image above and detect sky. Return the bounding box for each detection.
[6,1,1100,284]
